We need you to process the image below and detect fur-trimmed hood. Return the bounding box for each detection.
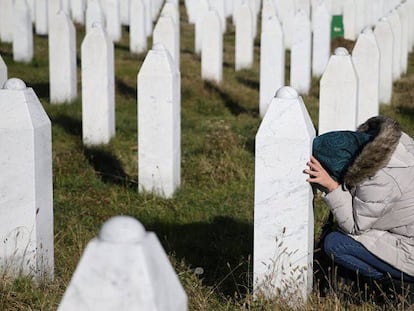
[343,116,402,186]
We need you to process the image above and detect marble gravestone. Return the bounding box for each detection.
[311,1,331,77]
[27,0,36,23]
[86,0,105,33]
[274,0,295,49]
[143,0,153,37]
[387,10,402,81]
[234,3,254,71]
[35,0,48,35]
[184,0,197,23]
[58,216,187,310]
[201,10,223,83]
[0,0,14,43]
[209,0,227,33]
[397,5,409,75]
[0,78,54,282]
[319,47,358,134]
[352,28,380,125]
[48,0,62,25]
[130,0,147,54]
[259,14,284,118]
[343,0,357,40]
[354,0,365,37]
[71,0,86,24]
[0,55,7,87]
[254,86,314,304]
[120,0,130,25]
[290,10,311,95]
[105,0,122,42]
[81,23,115,145]
[261,0,277,32]
[374,18,394,105]
[138,44,181,198]
[153,16,178,70]
[61,0,71,16]
[13,0,34,63]
[49,12,77,104]
[194,0,209,54]
[160,2,180,68]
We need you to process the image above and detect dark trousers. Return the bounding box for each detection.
[324,231,414,282]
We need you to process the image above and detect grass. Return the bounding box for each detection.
[1,1,414,310]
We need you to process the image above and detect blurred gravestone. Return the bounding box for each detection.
[387,10,402,81]
[374,17,393,105]
[130,0,147,54]
[201,9,223,83]
[397,5,408,75]
[86,0,105,33]
[120,0,130,25]
[260,14,284,117]
[105,0,122,42]
[254,86,314,305]
[0,78,54,282]
[160,2,180,68]
[153,16,178,70]
[194,0,209,54]
[138,44,181,198]
[234,2,253,70]
[58,216,187,310]
[343,0,357,40]
[49,11,77,104]
[0,55,7,87]
[0,0,13,42]
[319,47,358,134]
[312,1,331,77]
[71,0,86,24]
[81,23,115,145]
[35,0,48,35]
[352,28,380,124]
[13,0,34,63]
[290,10,311,95]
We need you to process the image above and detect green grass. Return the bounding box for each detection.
[1,2,414,310]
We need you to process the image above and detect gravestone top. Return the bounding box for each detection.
[335,47,349,56]
[4,78,26,90]
[362,26,373,34]
[276,86,298,99]
[99,216,146,243]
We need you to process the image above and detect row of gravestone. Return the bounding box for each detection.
[254,0,414,306]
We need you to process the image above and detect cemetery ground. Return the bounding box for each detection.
[2,6,414,311]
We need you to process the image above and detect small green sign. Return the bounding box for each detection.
[331,15,344,38]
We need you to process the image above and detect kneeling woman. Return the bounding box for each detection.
[305,116,414,284]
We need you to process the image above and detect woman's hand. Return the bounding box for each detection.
[304,156,339,193]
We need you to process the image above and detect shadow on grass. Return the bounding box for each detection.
[51,114,82,137]
[204,81,258,117]
[83,146,136,187]
[30,82,50,100]
[236,76,259,91]
[149,216,253,297]
[116,77,136,99]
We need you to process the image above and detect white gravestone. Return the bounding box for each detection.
[71,0,86,24]
[201,10,223,83]
[13,0,34,63]
[49,12,77,104]
[235,3,254,70]
[61,0,71,16]
[35,0,48,35]
[27,0,36,23]
[143,0,153,37]
[130,0,147,54]
[374,18,393,105]
[354,0,365,36]
[137,44,181,198]
[0,0,14,42]
[312,1,331,77]
[153,16,179,70]
[194,0,209,54]
[0,55,7,87]
[104,0,122,42]
[352,28,380,125]
[0,78,54,281]
[120,0,130,25]
[295,0,310,17]
[274,0,295,49]
[210,0,227,33]
[259,14,284,117]
[160,2,180,69]
[86,0,105,33]
[343,0,357,41]
[184,0,197,23]
[48,0,62,26]
[58,216,187,311]
[290,10,311,95]
[81,23,115,145]
[254,86,314,304]
[319,48,358,134]
[387,10,402,81]
[261,0,277,32]
[397,5,408,75]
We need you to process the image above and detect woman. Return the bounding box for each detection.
[304,116,414,288]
